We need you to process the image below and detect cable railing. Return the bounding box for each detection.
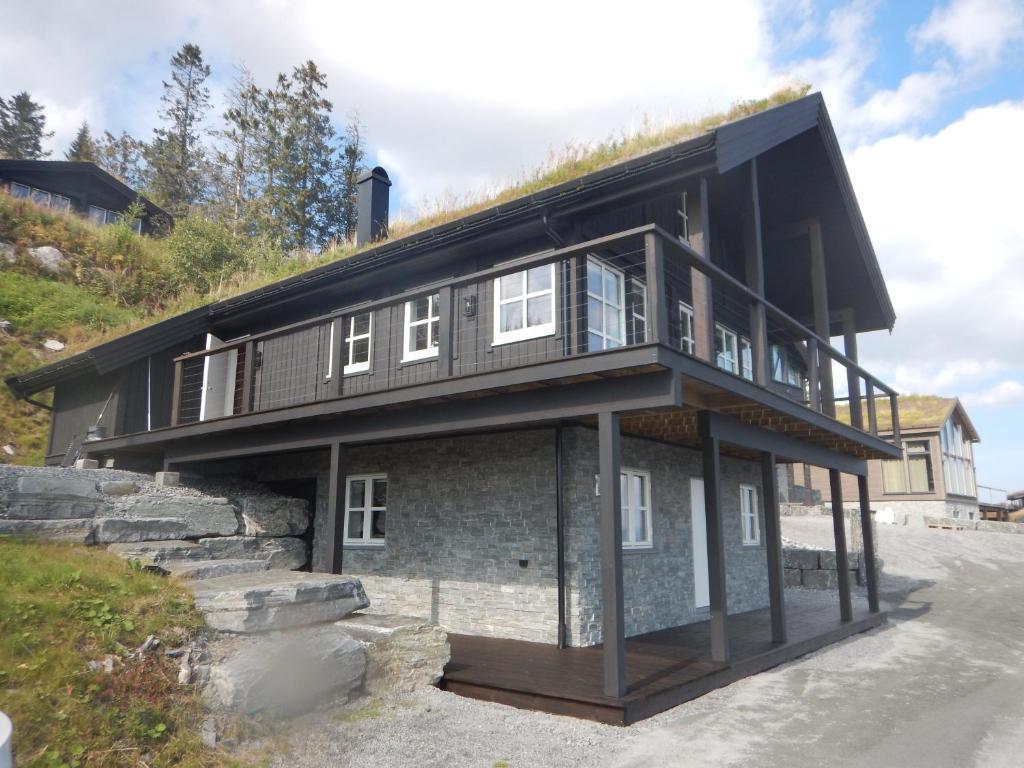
[168,223,900,445]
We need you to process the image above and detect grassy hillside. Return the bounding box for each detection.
[0,538,246,767]
[0,85,809,465]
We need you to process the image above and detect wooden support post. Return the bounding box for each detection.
[322,442,347,574]
[690,176,715,363]
[644,231,669,346]
[700,414,729,663]
[598,411,626,698]
[170,360,183,427]
[890,394,902,446]
[241,340,255,414]
[438,286,454,378]
[857,474,880,613]
[329,317,344,399]
[866,381,878,435]
[808,221,835,416]
[743,159,770,386]
[761,452,786,644]
[840,309,862,429]
[807,339,821,411]
[829,469,853,623]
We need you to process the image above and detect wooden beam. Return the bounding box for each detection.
[829,469,853,623]
[840,309,862,429]
[644,232,669,346]
[322,442,346,574]
[438,286,454,378]
[329,317,344,399]
[761,451,786,643]
[808,220,835,416]
[598,411,626,698]
[691,176,715,363]
[743,159,769,386]
[857,474,880,613]
[700,412,729,663]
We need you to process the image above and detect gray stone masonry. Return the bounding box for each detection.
[782,545,882,590]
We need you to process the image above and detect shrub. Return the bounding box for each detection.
[166,216,247,293]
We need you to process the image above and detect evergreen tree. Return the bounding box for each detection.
[65,121,99,162]
[215,65,263,232]
[146,43,211,216]
[251,73,292,244]
[98,130,146,188]
[337,112,365,242]
[0,92,53,159]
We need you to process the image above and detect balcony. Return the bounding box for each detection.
[164,224,899,455]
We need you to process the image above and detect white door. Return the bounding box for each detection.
[690,477,710,608]
[199,333,238,421]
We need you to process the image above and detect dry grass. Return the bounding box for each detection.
[835,394,956,432]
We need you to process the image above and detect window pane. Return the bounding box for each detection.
[89,206,106,224]
[882,460,906,493]
[527,265,550,293]
[588,296,604,333]
[634,475,645,509]
[603,269,620,304]
[588,332,603,351]
[501,302,524,332]
[587,260,602,293]
[500,272,524,301]
[414,323,429,350]
[411,297,430,322]
[31,189,49,206]
[352,313,370,336]
[10,182,29,198]
[908,456,931,493]
[605,304,621,342]
[430,318,439,346]
[347,509,364,539]
[633,506,647,543]
[526,295,551,327]
[352,337,370,363]
[371,509,386,539]
[349,479,365,506]
[372,478,388,507]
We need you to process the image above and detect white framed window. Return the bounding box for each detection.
[740,337,753,381]
[344,312,372,374]
[771,344,803,387]
[678,189,689,243]
[345,474,388,545]
[677,301,695,354]
[493,264,556,345]
[587,257,626,351]
[740,483,760,545]
[621,468,653,549]
[628,278,647,344]
[715,323,739,374]
[403,294,440,362]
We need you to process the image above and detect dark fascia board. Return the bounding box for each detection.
[0,160,170,220]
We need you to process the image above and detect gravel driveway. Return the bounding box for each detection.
[260,519,1024,768]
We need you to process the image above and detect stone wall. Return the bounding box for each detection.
[783,546,879,590]
[868,499,980,527]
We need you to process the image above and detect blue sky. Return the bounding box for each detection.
[2,0,1023,489]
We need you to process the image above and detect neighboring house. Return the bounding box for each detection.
[977,485,1011,521]
[0,160,169,234]
[789,395,980,526]
[6,94,903,722]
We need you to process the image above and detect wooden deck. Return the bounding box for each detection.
[441,601,886,725]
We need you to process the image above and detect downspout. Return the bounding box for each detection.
[555,424,568,649]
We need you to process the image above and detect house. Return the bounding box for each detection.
[5,93,902,724]
[788,395,980,525]
[0,160,169,234]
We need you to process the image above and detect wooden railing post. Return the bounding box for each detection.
[644,231,669,346]
[890,394,901,445]
[329,317,344,399]
[240,340,255,414]
[866,382,878,435]
[170,360,182,427]
[438,286,454,378]
[840,309,862,429]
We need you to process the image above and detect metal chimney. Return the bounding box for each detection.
[356,166,391,247]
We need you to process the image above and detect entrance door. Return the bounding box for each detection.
[199,333,238,421]
[690,477,710,608]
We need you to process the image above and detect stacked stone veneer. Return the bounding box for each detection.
[203,426,770,647]
[783,547,880,589]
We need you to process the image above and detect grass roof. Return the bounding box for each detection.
[835,394,958,433]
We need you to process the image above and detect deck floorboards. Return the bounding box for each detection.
[442,599,886,724]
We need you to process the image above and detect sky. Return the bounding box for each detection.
[2,0,1023,489]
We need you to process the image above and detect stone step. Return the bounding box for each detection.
[191,571,369,633]
[106,536,306,570]
[335,614,450,695]
[160,558,275,581]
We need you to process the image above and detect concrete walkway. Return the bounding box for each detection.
[260,519,1024,768]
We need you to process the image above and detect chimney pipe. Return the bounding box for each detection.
[356,166,391,247]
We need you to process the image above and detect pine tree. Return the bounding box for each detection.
[98,130,146,188]
[0,92,53,159]
[146,43,211,216]
[338,113,365,242]
[251,73,292,244]
[281,61,338,250]
[65,121,99,162]
[215,65,263,232]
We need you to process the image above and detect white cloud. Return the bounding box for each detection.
[963,380,1024,408]
[914,0,1024,67]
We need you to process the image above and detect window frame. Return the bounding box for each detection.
[343,473,388,547]
[677,189,689,243]
[882,439,936,495]
[677,301,695,355]
[492,263,557,346]
[628,277,647,345]
[586,256,627,351]
[740,483,761,546]
[739,336,753,381]
[715,323,739,375]
[402,294,441,362]
[343,312,373,375]
[620,467,653,550]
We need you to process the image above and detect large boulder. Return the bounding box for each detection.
[159,558,275,581]
[192,571,369,633]
[120,497,240,538]
[2,494,105,520]
[235,495,309,537]
[205,626,366,715]
[99,480,139,496]
[336,614,449,695]
[197,535,306,569]
[16,474,99,497]
[28,245,66,274]
[0,241,14,263]
[0,518,95,543]
[93,517,192,544]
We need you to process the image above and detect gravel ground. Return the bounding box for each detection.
[252,518,1024,768]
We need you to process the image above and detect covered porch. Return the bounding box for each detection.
[442,592,884,725]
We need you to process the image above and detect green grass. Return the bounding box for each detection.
[0,538,249,768]
[0,272,139,337]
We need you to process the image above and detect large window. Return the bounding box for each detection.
[677,301,695,354]
[740,484,761,545]
[941,419,976,497]
[88,204,142,234]
[771,344,804,387]
[344,312,372,374]
[403,294,440,362]
[715,323,739,374]
[587,258,626,351]
[8,181,70,213]
[493,264,556,345]
[620,469,653,549]
[882,440,934,494]
[628,278,647,345]
[740,337,753,381]
[345,474,387,545]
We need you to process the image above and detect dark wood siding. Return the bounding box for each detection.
[47,372,120,463]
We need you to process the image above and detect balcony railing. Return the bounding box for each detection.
[170,224,900,443]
